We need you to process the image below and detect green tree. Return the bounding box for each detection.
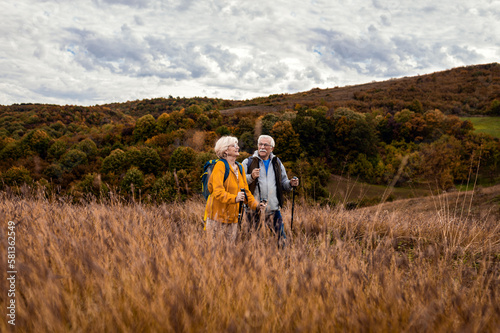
[133,114,158,142]
[330,107,377,160]
[261,113,279,135]
[488,99,500,116]
[22,129,52,158]
[169,146,197,171]
[215,126,231,137]
[1,166,32,187]
[75,173,109,198]
[101,149,127,174]
[234,117,254,137]
[48,140,68,160]
[239,132,255,154]
[76,138,98,159]
[0,140,24,161]
[292,107,329,158]
[121,167,144,196]
[43,163,64,182]
[271,121,301,162]
[185,105,202,120]
[152,172,178,202]
[126,146,163,175]
[60,149,88,171]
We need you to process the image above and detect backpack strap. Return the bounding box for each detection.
[246,157,253,173]
[272,156,284,208]
[236,161,243,177]
[218,159,231,184]
[247,157,260,194]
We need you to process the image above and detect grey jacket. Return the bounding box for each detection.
[242,151,293,212]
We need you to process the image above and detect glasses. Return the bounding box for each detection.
[258,143,272,148]
[229,144,239,149]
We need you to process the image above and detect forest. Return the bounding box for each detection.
[0,63,499,206]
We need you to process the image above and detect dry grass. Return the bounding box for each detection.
[1,190,499,332]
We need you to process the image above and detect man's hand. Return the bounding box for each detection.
[291,177,299,187]
[251,168,260,180]
[259,200,267,210]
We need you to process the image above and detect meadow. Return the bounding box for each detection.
[1,188,499,332]
[461,116,500,138]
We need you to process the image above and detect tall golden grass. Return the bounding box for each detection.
[1,190,499,332]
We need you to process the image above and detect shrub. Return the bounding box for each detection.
[76,138,98,158]
[48,140,68,160]
[101,149,127,174]
[1,166,32,186]
[60,149,88,171]
[169,146,197,171]
[121,167,144,195]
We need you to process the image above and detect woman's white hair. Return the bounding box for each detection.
[258,135,275,147]
[214,136,238,158]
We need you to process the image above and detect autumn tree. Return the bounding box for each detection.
[22,129,52,158]
[271,121,301,162]
[0,166,32,187]
[329,107,377,161]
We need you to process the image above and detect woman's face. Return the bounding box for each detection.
[226,142,240,158]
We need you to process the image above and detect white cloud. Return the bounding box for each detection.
[0,0,498,106]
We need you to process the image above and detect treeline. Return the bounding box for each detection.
[1,97,499,204]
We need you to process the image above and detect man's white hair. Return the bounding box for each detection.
[214,136,238,158]
[258,135,275,147]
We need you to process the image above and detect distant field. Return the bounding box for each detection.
[327,175,435,205]
[461,116,500,138]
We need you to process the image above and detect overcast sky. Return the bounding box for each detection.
[1,0,499,106]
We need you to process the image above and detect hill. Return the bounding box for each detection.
[2,63,499,121]
[359,183,500,223]
[223,62,500,116]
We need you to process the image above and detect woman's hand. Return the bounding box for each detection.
[235,191,245,203]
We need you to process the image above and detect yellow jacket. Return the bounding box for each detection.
[204,160,258,224]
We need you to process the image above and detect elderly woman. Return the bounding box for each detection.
[204,136,264,242]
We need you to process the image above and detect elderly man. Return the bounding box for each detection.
[243,135,299,245]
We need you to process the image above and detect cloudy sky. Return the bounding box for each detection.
[1,0,499,106]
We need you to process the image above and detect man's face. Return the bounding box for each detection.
[258,138,273,160]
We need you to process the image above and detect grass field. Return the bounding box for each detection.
[461,116,500,138]
[1,188,499,332]
[327,175,435,206]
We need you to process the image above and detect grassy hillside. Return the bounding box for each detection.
[1,188,498,332]
[461,116,500,138]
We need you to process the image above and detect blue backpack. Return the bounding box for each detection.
[201,159,243,200]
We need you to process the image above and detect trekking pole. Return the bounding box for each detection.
[260,199,267,237]
[291,177,298,232]
[237,188,245,230]
[256,179,264,232]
